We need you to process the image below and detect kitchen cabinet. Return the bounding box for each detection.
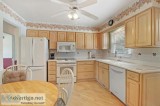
[125,17,136,47]
[39,30,50,39]
[136,9,152,47]
[77,61,95,80]
[58,31,66,42]
[95,61,99,81]
[93,33,100,49]
[98,62,109,89]
[126,70,160,106]
[27,29,39,37]
[48,61,56,83]
[66,32,76,42]
[76,32,85,49]
[49,31,58,49]
[84,33,94,49]
[99,33,109,49]
[125,7,160,47]
[127,71,140,106]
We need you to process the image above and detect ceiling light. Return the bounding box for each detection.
[68,11,79,20]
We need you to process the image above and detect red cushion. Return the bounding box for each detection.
[3,58,13,69]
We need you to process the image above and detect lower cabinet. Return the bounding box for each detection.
[48,61,56,83]
[126,70,160,106]
[98,62,109,89]
[77,61,95,80]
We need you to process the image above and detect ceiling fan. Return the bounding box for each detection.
[50,0,98,20]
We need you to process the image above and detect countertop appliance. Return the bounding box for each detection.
[56,58,76,83]
[57,42,76,52]
[21,37,48,81]
[49,53,55,59]
[109,65,126,103]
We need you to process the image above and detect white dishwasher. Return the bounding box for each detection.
[109,65,126,104]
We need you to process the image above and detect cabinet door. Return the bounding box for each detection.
[99,33,109,49]
[136,9,152,47]
[127,79,139,106]
[93,33,100,49]
[58,32,66,42]
[49,31,57,49]
[95,61,99,81]
[66,32,75,42]
[98,67,103,84]
[154,8,160,46]
[102,69,109,89]
[85,33,93,49]
[76,32,85,49]
[39,30,49,39]
[26,29,39,37]
[125,17,136,47]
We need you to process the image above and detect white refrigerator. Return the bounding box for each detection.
[21,37,48,81]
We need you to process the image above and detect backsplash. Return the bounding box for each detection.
[49,50,104,59]
[106,48,160,66]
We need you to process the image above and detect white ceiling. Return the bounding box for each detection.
[3,0,135,27]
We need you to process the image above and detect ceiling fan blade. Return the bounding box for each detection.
[79,0,97,8]
[50,0,73,6]
[51,10,69,18]
[79,10,98,20]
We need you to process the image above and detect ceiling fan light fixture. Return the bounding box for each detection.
[73,13,79,19]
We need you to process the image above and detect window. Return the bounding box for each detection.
[110,26,131,55]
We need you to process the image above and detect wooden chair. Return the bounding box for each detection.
[2,65,32,84]
[55,68,74,106]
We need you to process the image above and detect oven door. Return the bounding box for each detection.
[57,64,76,77]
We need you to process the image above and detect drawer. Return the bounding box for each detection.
[48,75,56,81]
[127,71,140,82]
[48,66,56,71]
[99,62,109,69]
[48,61,56,66]
[78,65,94,72]
[48,70,56,75]
[77,72,95,79]
[77,61,94,65]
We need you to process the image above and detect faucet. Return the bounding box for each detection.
[115,51,117,57]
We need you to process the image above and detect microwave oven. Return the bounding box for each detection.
[57,42,76,52]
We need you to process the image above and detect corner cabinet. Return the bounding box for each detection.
[125,7,160,47]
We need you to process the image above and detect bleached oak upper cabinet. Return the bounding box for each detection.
[27,29,39,37]
[66,32,76,42]
[99,33,109,49]
[93,33,100,49]
[136,9,152,47]
[49,31,57,49]
[84,33,94,49]
[76,32,85,49]
[125,7,160,47]
[57,31,66,42]
[125,17,136,47]
[39,30,50,39]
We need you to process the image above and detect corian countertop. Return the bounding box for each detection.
[97,59,160,74]
[48,59,160,73]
